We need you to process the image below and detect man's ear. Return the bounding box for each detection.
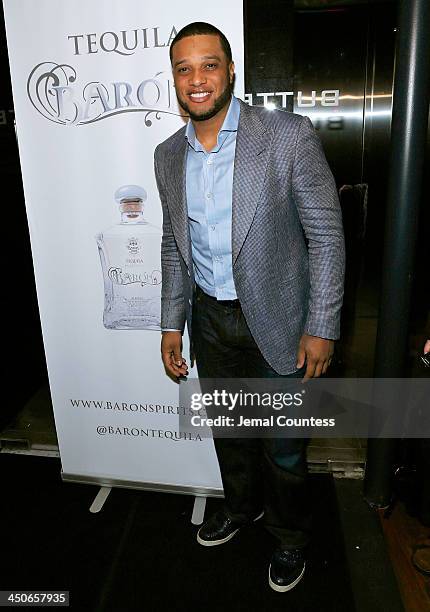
[229,61,235,84]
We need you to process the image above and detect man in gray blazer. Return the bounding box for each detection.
[154,22,345,592]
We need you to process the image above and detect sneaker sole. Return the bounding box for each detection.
[196,511,264,547]
[268,561,306,592]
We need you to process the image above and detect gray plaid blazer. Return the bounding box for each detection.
[154,98,345,374]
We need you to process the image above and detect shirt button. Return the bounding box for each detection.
[207,158,213,165]
[187,269,191,277]
[211,225,216,231]
[188,298,192,305]
[206,192,213,199]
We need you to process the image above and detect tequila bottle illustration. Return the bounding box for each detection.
[96,185,162,330]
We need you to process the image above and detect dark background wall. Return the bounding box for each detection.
[244,0,429,368]
[0,2,46,429]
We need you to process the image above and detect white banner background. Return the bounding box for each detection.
[3,0,244,491]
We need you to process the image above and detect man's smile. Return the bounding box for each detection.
[188,91,213,102]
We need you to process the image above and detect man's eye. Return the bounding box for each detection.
[178,67,189,73]
[206,63,217,69]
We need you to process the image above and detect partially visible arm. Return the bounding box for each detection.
[154,147,188,380]
[424,311,430,354]
[161,331,188,380]
[292,116,345,379]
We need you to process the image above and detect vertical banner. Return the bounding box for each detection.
[3,0,244,492]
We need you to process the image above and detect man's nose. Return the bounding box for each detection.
[189,69,207,86]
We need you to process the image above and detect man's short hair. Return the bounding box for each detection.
[169,22,232,64]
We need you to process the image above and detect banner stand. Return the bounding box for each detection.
[3,0,244,498]
[191,497,207,525]
[86,481,208,524]
[89,486,112,513]
[61,471,223,499]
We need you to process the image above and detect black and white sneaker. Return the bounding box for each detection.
[268,548,306,592]
[197,509,264,547]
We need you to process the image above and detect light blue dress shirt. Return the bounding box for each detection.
[185,95,240,300]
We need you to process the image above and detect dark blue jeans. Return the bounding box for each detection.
[192,284,311,549]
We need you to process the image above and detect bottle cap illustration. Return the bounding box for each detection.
[115,184,147,204]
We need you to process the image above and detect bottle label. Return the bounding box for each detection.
[97,227,162,329]
[108,267,161,286]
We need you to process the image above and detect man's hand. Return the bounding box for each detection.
[424,339,430,354]
[296,334,334,381]
[161,331,189,381]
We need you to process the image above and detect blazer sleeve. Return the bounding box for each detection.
[291,116,345,340]
[154,145,186,333]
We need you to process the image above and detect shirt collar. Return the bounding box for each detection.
[185,95,240,152]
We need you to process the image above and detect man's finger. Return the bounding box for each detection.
[296,346,306,369]
[303,358,316,381]
[169,355,188,374]
[161,359,179,380]
[161,352,177,374]
[313,361,324,379]
[162,351,187,377]
[173,348,183,367]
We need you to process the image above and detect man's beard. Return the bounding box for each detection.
[177,81,233,122]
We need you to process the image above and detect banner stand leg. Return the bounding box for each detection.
[191,496,207,525]
[89,486,112,513]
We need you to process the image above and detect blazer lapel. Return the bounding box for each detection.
[232,100,273,265]
[168,130,191,270]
